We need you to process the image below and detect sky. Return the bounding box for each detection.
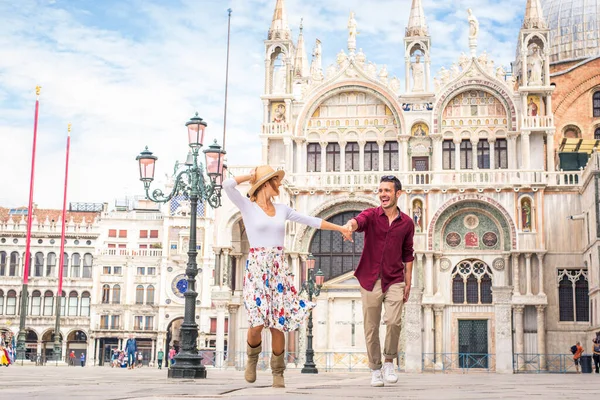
[0,0,526,209]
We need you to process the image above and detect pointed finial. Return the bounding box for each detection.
[68,123,72,133]
[35,85,41,96]
[300,17,303,32]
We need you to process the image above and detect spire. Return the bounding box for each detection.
[269,0,290,40]
[294,18,309,78]
[406,0,428,37]
[522,0,547,29]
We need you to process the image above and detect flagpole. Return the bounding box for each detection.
[53,123,71,362]
[222,8,232,151]
[17,85,41,361]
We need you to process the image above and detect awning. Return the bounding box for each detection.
[558,138,600,154]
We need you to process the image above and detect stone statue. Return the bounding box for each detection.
[355,48,366,67]
[348,11,357,52]
[477,51,488,66]
[310,39,323,80]
[272,65,286,93]
[379,64,388,83]
[450,62,460,78]
[336,49,347,66]
[467,8,479,39]
[411,55,424,92]
[487,59,495,75]
[326,64,337,79]
[366,62,377,77]
[459,52,469,70]
[439,66,450,84]
[528,45,544,86]
[496,66,506,81]
[433,77,441,91]
[390,77,400,93]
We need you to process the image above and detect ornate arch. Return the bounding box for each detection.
[293,196,378,253]
[295,82,406,137]
[427,195,517,251]
[432,81,518,134]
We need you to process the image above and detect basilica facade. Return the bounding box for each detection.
[213,0,600,373]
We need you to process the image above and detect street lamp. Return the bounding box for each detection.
[300,254,324,374]
[136,112,226,379]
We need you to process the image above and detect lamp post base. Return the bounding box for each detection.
[301,364,319,374]
[167,354,207,379]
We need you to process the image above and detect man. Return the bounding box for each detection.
[80,352,85,367]
[573,341,584,373]
[344,175,414,387]
[157,349,164,370]
[592,339,600,374]
[125,336,138,370]
[69,350,75,366]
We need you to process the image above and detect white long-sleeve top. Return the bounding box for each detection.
[223,178,322,248]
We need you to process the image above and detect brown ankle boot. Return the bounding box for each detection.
[271,352,286,388]
[245,343,261,383]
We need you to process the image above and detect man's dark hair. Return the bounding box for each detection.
[380,175,402,192]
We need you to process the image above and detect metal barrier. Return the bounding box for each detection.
[199,351,405,372]
[422,353,496,373]
[513,354,579,373]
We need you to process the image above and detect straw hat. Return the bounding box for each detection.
[248,165,285,198]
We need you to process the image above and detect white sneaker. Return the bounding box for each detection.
[370,369,384,387]
[382,362,398,384]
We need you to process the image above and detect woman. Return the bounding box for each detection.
[223,165,352,388]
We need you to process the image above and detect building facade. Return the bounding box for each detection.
[212,0,600,373]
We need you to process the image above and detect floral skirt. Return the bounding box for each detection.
[244,247,315,332]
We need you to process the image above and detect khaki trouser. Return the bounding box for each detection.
[360,279,405,370]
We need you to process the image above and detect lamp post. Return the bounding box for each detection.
[300,255,324,374]
[136,112,225,379]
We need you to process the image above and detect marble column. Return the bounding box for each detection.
[221,248,231,289]
[524,253,532,296]
[454,138,461,171]
[227,304,239,368]
[358,140,366,173]
[425,253,434,296]
[489,138,496,170]
[294,139,303,174]
[399,136,410,173]
[521,132,531,170]
[492,286,514,373]
[508,133,518,169]
[423,305,434,368]
[320,141,328,173]
[215,303,227,368]
[339,141,346,173]
[404,288,423,372]
[283,137,293,173]
[512,253,520,296]
[546,131,555,172]
[536,305,547,370]
[431,134,443,172]
[377,139,385,171]
[471,138,479,170]
[404,56,411,93]
[213,248,222,287]
[514,305,525,357]
[433,306,444,365]
[536,253,545,296]
[151,339,156,365]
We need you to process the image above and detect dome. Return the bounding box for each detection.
[543,0,600,64]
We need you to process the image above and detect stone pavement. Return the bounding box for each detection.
[2,366,600,400]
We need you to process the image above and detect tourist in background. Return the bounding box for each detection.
[157,349,164,370]
[125,336,138,370]
[593,338,600,374]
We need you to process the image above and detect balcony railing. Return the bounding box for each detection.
[261,123,289,135]
[521,115,554,130]
[99,249,162,257]
[287,169,583,192]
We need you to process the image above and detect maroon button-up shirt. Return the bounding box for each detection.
[353,206,415,293]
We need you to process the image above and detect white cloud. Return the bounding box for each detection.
[0,0,526,209]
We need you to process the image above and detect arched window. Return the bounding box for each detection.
[146,285,155,305]
[9,252,18,276]
[62,253,69,278]
[71,253,81,278]
[101,284,110,304]
[68,291,78,316]
[34,252,44,277]
[80,292,90,317]
[6,290,17,315]
[82,253,93,278]
[0,251,6,276]
[451,260,493,304]
[442,140,455,170]
[60,291,66,316]
[43,290,54,316]
[310,211,365,281]
[558,269,590,322]
[495,139,508,169]
[364,141,379,171]
[593,91,600,117]
[31,290,42,316]
[383,141,399,171]
[326,143,341,172]
[0,289,4,315]
[112,285,121,304]
[307,143,321,172]
[46,252,56,277]
[595,127,600,140]
[136,285,144,304]
[345,142,359,171]
[477,140,490,169]
[460,140,473,169]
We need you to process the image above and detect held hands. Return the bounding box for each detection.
[340,223,353,242]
